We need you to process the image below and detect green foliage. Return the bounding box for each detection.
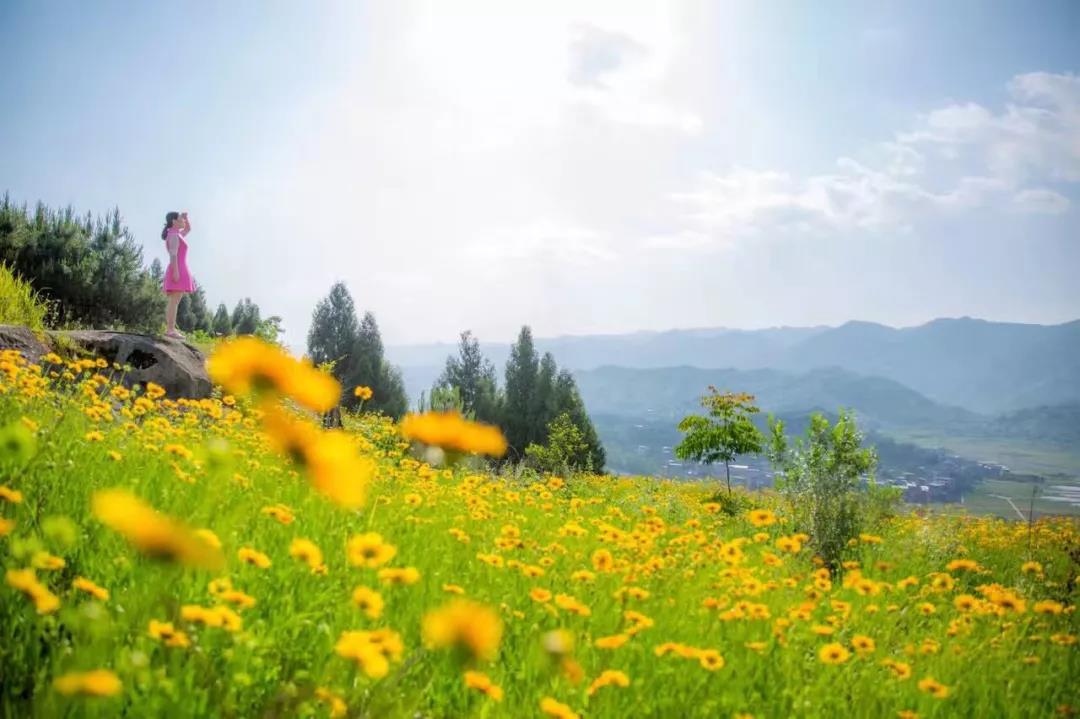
[231,298,261,336]
[0,197,164,330]
[525,412,591,474]
[211,303,232,336]
[0,262,48,330]
[434,327,605,471]
[675,389,764,494]
[766,410,881,574]
[306,283,409,418]
[433,331,502,425]
[417,385,467,415]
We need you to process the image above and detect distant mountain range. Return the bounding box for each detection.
[388,317,1080,414]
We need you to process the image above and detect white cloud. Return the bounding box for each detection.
[666,72,1078,247]
[1011,188,1071,215]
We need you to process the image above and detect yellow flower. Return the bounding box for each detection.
[587,669,630,695]
[31,551,66,571]
[946,559,979,572]
[220,589,256,609]
[442,583,466,595]
[238,547,272,569]
[315,687,348,717]
[540,697,581,719]
[148,620,191,648]
[0,517,14,536]
[422,599,503,661]
[91,490,222,569]
[84,431,104,442]
[697,649,725,670]
[260,503,295,525]
[1020,561,1043,575]
[72,577,109,601]
[776,536,802,553]
[347,533,397,568]
[377,566,421,585]
[53,669,122,697]
[818,643,851,665]
[591,548,615,572]
[261,408,373,509]
[917,677,950,699]
[353,385,373,401]
[289,538,324,571]
[6,568,60,614]
[554,593,591,617]
[747,509,777,527]
[334,629,404,678]
[530,587,553,603]
[0,485,23,503]
[207,336,340,413]
[352,586,385,619]
[595,633,629,649]
[463,670,504,701]
[851,635,876,656]
[400,411,508,457]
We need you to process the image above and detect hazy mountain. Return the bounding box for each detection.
[572,365,979,432]
[388,318,1079,414]
[774,318,1080,413]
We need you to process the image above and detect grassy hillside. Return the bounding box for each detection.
[1,344,1078,718]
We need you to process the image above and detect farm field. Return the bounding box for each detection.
[1,343,1078,719]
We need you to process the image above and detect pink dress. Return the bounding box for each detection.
[163,228,196,294]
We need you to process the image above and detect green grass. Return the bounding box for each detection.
[1,351,1078,719]
[894,431,1080,481]
[0,263,48,331]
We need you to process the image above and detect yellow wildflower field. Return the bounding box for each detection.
[0,343,1076,718]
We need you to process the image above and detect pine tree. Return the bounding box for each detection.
[435,331,502,424]
[212,303,232,336]
[231,298,261,335]
[530,352,559,444]
[346,312,407,417]
[552,369,606,472]
[503,326,539,459]
[307,282,360,371]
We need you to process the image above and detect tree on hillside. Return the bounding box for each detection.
[177,287,212,333]
[530,353,558,439]
[503,326,540,458]
[0,198,165,331]
[675,389,764,495]
[212,303,232,336]
[550,369,605,472]
[434,330,502,424]
[308,283,360,371]
[766,410,882,574]
[307,283,408,418]
[525,412,590,474]
[350,312,409,418]
[231,298,261,335]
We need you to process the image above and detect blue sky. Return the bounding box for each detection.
[1,1,1078,346]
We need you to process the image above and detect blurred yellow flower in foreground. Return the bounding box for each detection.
[401,411,507,457]
[262,408,372,509]
[207,336,339,413]
[422,599,503,662]
[91,490,222,569]
[53,669,122,697]
[6,568,60,614]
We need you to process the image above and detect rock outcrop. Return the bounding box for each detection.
[0,325,212,400]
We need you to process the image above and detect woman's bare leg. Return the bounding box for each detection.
[165,293,182,335]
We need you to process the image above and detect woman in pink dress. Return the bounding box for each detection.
[161,210,196,339]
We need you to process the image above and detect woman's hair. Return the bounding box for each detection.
[161,211,180,240]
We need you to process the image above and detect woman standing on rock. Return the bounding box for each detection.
[162,210,195,339]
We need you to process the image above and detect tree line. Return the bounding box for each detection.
[306,282,605,473]
[428,328,605,473]
[0,196,274,337]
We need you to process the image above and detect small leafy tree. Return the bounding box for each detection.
[675,389,764,495]
[525,412,590,475]
[766,410,878,575]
